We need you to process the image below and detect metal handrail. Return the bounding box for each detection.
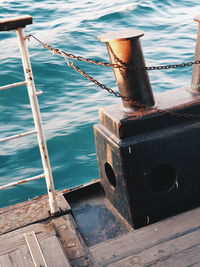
[0,81,27,91]
[0,16,59,215]
[0,174,45,190]
[0,130,37,142]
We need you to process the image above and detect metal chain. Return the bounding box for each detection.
[27,34,200,71]
[68,61,200,118]
[27,34,200,118]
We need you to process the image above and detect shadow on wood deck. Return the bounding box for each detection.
[0,181,200,266]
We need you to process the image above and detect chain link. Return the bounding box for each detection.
[27,34,200,71]
[68,61,200,118]
[27,34,200,118]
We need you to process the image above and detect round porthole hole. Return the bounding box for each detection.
[104,162,117,188]
[149,163,177,194]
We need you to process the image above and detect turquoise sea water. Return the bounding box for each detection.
[0,0,200,207]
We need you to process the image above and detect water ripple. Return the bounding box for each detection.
[0,0,200,206]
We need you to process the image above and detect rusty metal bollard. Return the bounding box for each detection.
[94,25,200,229]
[98,30,155,111]
[192,15,200,91]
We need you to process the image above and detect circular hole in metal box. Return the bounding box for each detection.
[150,164,177,194]
[104,162,117,188]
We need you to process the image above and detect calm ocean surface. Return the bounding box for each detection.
[0,0,199,207]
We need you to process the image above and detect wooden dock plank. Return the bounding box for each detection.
[90,207,200,266]
[51,215,93,266]
[0,254,16,267]
[24,231,47,267]
[40,236,71,267]
[0,247,33,267]
[189,262,200,267]
[52,215,86,260]
[0,215,74,267]
[0,223,55,256]
[18,245,35,267]
[152,245,200,267]
[0,193,70,235]
[107,227,200,267]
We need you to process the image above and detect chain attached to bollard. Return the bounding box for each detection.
[26,34,200,118]
[27,34,200,71]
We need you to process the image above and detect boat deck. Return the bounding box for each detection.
[0,183,200,266]
[91,205,200,267]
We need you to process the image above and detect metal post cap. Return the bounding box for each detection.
[97,30,144,43]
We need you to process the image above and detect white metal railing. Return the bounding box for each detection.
[0,81,27,91]
[0,130,37,143]
[0,174,45,190]
[0,19,59,215]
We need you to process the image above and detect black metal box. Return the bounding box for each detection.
[94,88,200,228]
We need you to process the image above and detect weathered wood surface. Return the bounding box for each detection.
[52,215,85,260]
[107,229,200,267]
[0,210,91,266]
[0,247,34,267]
[0,193,70,235]
[0,223,55,256]
[39,236,71,267]
[24,231,47,267]
[1,190,200,266]
[90,207,200,266]
[52,215,94,266]
[0,221,71,267]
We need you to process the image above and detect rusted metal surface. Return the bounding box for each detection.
[63,179,101,201]
[30,33,200,71]
[29,34,200,117]
[99,87,200,140]
[16,27,59,214]
[98,30,155,111]
[0,15,32,31]
[192,16,200,91]
[0,19,60,215]
[94,84,200,228]
[0,173,44,190]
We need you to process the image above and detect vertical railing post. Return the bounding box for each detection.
[98,30,155,112]
[192,16,200,91]
[16,28,59,215]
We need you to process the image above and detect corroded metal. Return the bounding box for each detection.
[68,61,200,118]
[29,34,200,70]
[98,30,155,111]
[29,34,200,117]
[0,20,59,214]
[16,27,59,215]
[192,16,200,91]
[94,84,200,228]
[0,174,45,190]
